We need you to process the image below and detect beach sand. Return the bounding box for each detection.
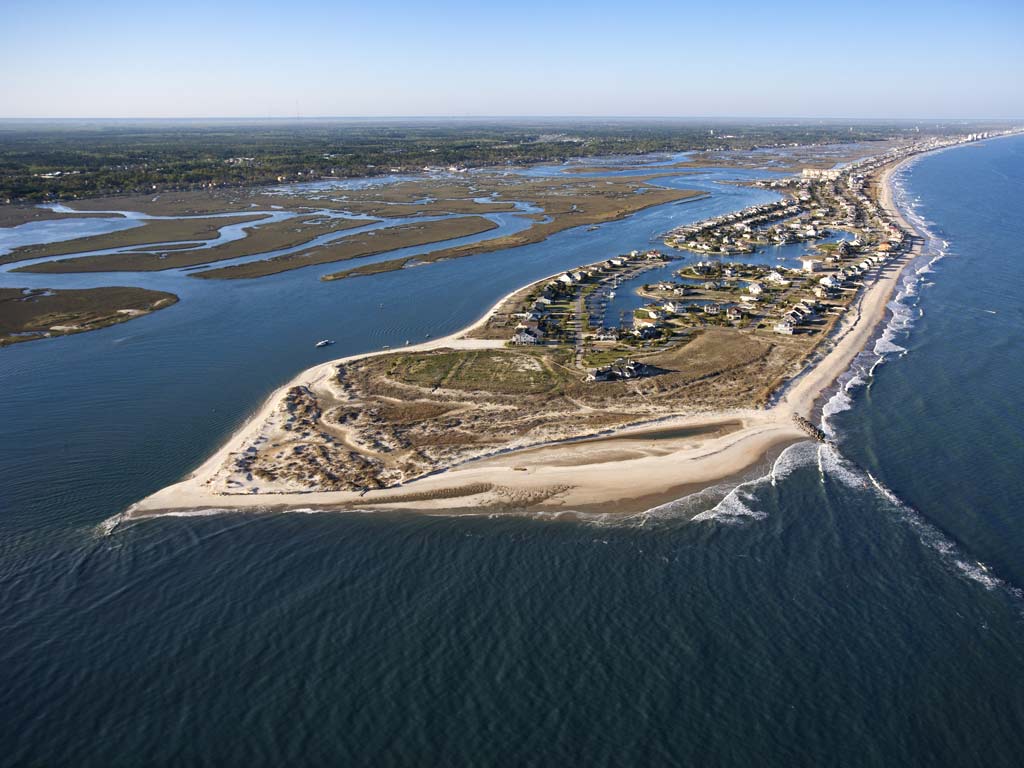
[128,158,923,520]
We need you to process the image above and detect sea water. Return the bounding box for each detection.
[2,141,1024,765]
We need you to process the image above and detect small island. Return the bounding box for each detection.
[0,286,178,347]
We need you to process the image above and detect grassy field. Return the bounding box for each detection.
[324,180,706,281]
[380,349,566,395]
[43,186,521,220]
[16,215,370,273]
[0,286,178,346]
[197,215,499,279]
[246,319,822,492]
[0,206,124,228]
[2,214,266,265]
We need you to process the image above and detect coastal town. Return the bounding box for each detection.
[164,130,1011,500]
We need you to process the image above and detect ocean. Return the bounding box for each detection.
[2,138,1023,766]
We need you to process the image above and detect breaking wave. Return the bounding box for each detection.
[638,441,818,525]
[819,165,949,439]
[670,429,1024,602]
[864,471,1024,599]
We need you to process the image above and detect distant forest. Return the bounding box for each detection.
[0,118,1009,202]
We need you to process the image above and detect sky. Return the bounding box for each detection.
[3,0,1022,119]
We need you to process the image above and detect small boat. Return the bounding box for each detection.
[315,339,334,348]
[608,291,616,298]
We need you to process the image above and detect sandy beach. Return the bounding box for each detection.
[129,158,923,519]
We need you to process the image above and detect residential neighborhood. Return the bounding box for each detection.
[471,132,998,386]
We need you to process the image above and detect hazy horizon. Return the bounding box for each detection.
[0,116,1020,123]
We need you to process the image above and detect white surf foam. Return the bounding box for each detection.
[691,486,767,524]
[818,171,951,441]
[770,441,820,486]
[683,441,818,524]
[864,471,1023,599]
[817,443,868,490]
[95,511,128,537]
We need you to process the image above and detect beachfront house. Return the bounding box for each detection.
[586,358,653,383]
[511,329,540,345]
[794,302,817,319]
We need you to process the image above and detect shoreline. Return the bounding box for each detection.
[127,153,927,520]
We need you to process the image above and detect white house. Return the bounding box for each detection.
[511,330,539,345]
